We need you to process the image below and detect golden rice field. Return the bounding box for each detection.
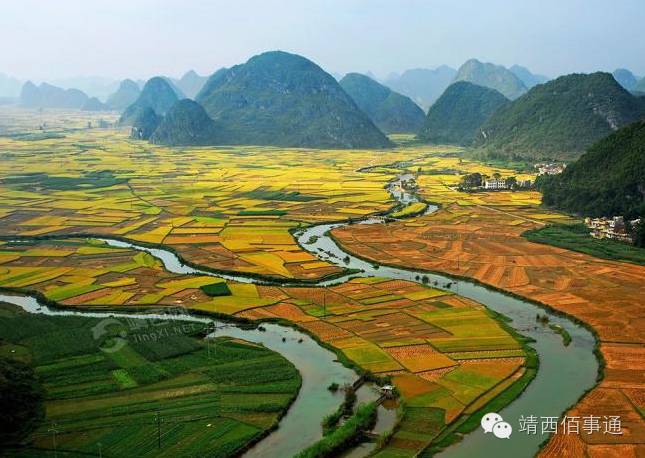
[0,109,450,281]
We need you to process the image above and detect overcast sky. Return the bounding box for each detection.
[2,0,644,81]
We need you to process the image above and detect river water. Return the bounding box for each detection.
[0,174,599,457]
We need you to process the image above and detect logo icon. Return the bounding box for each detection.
[481,412,512,439]
[91,317,128,353]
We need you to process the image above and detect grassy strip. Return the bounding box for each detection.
[523,223,645,266]
[322,385,357,434]
[295,402,377,458]
[549,324,572,346]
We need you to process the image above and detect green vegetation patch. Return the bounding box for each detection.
[295,402,378,458]
[0,303,301,457]
[200,282,232,297]
[111,368,139,389]
[539,119,645,218]
[238,209,288,216]
[0,357,45,447]
[3,170,126,190]
[524,224,645,266]
[239,189,323,202]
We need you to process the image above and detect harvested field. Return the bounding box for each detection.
[333,197,645,456]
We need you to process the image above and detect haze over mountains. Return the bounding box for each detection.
[453,59,527,100]
[48,77,120,101]
[4,70,207,104]
[509,65,549,89]
[635,76,645,94]
[383,66,457,110]
[20,81,89,109]
[81,97,109,111]
[170,71,208,99]
[106,80,141,111]
[0,73,22,98]
[612,69,640,92]
[4,52,645,156]
[339,73,425,133]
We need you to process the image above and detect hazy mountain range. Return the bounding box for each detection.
[0,73,22,98]
[20,82,89,109]
[170,71,209,99]
[120,77,180,125]
[612,69,640,91]
[81,97,109,111]
[3,61,644,108]
[106,80,141,111]
[339,73,425,133]
[380,61,551,110]
[453,59,528,100]
[509,65,549,88]
[5,54,645,158]
[383,66,457,110]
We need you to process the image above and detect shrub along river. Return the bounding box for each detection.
[0,174,599,457]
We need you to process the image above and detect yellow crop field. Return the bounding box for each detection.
[0,117,447,280]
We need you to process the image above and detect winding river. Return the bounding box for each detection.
[0,173,599,457]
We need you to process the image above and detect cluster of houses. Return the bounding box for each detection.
[483,178,532,190]
[535,163,566,175]
[584,216,641,244]
[401,177,418,191]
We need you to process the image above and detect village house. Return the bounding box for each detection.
[584,216,638,243]
[484,178,508,190]
[536,163,566,175]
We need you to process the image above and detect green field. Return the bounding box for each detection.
[0,303,301,457]
[523,223,645,266]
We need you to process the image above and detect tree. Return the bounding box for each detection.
[506,176,517,189]
[0,357,44,448]
[632,219,645,247]
[460,172,482,189]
